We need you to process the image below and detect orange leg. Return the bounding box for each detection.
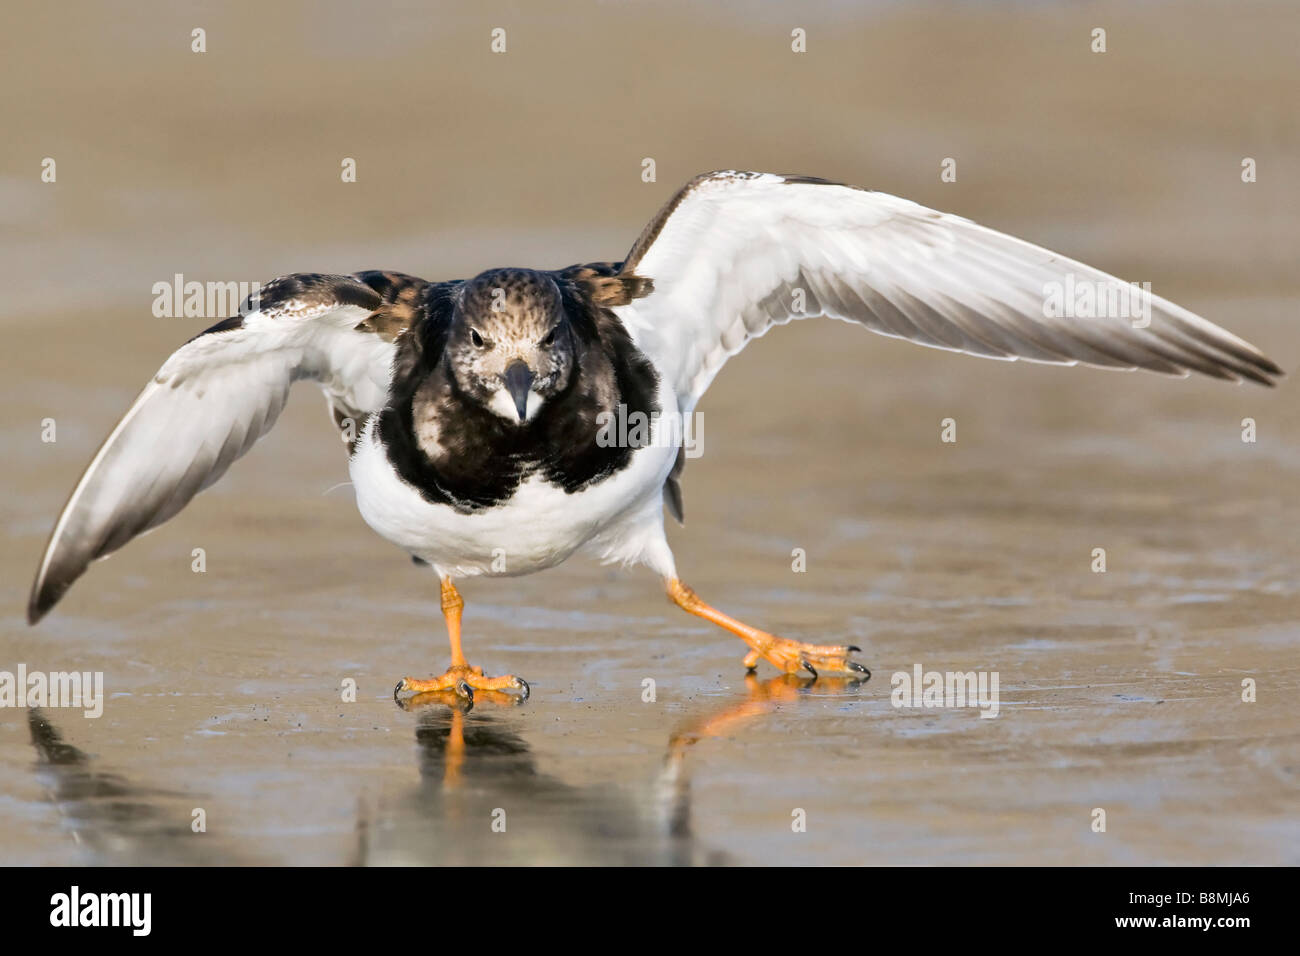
[667,578,869,679]
[393,579,530,706]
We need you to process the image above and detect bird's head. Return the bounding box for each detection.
[447,269,576,423]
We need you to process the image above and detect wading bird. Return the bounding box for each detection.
[27,171,1281,702]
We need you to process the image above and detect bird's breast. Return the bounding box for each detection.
[349,414,678,578]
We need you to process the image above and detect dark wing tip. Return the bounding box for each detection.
[28,543,85,623]
[1239,353,1283,386]
[26,572,65,625]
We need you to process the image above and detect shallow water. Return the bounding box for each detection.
[1,0,1298,865]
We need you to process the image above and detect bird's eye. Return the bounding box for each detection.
[470,329,485,348]
[541,328,556,347]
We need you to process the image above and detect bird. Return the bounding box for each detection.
[26,170,1282,703]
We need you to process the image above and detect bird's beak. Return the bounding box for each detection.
[503,360,534,421]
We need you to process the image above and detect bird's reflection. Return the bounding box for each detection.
[360,673,866,865]
[25,708,243,864]
[25,674,866,865]
[659,673,865,840]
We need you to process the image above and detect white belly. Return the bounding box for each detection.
[349,413,678,579]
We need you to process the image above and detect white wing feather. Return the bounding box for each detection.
[28,287,397,622]
[614,171,1281,411]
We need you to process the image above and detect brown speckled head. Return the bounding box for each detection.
[447,269,576,423]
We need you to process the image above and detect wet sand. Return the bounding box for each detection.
[1,0,1298,865]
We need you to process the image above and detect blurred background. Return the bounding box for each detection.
[1,0,1296,865]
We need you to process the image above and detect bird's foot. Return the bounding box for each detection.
[394,664,530,709]
[395,685,522,713]
[744,635,870,680]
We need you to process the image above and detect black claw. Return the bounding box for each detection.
[393,679,406,701]
[515,677,531,701]
[457,681,475,713]
[846,645,862,653]
[848,662,871,679]
[800,658,819,679]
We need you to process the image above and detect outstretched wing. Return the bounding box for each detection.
[27,271,427,623]
[614,171,1282,410]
